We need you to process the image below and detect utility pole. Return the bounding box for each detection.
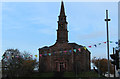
[105,10,111,77]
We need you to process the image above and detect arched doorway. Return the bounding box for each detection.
[60,62,65,72]
[55,61,66,72]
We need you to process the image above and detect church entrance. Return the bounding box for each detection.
[60,62,64,72]
[55,61,66,72]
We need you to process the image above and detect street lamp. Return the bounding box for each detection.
[104,10,111,77]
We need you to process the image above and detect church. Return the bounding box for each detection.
[38,1,91,72]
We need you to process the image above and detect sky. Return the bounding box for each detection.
[1,2,118,62]
[119,2,120,40]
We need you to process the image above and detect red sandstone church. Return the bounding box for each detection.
[39,1,91,72]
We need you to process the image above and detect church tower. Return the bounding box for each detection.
[56,1,68,43]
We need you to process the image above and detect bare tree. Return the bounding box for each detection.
[2,49,38,78]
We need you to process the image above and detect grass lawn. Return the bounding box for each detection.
[64,71,101,77]
[64,72,75,77]
[30,72,54,77]
[77,71,99,77]
[29,71,103,78]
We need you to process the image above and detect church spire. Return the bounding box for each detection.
[56,1,68,43]
[60,1,65,16]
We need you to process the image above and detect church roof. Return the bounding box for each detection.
[39,46,49,50]
[68,43,83,48]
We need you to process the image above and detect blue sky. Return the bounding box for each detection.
[2,2,118,61]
